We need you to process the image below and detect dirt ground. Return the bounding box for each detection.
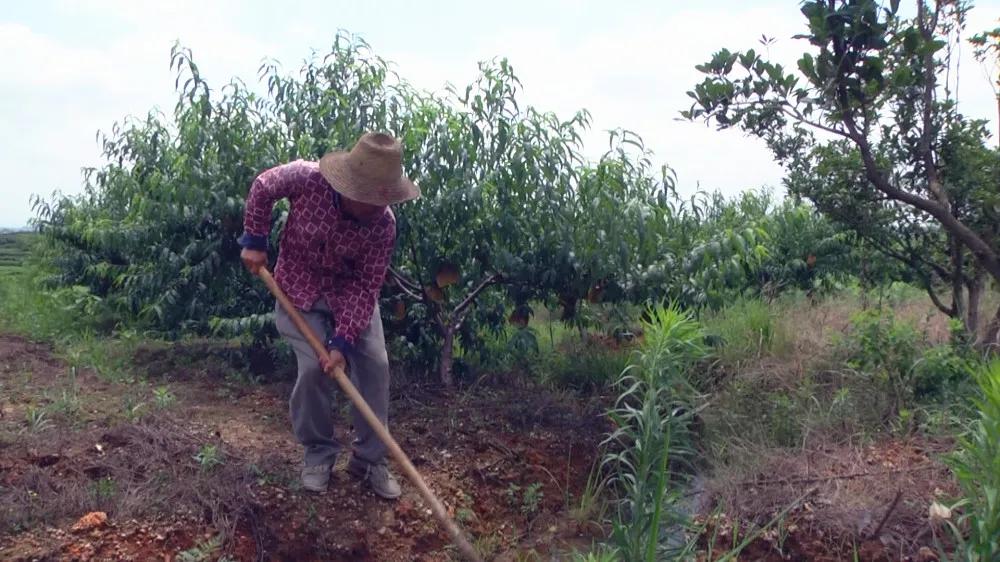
[0,333,958,561]
[699,437,957,562]
[0,334,607,561]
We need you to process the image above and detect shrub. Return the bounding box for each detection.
[912,345,977,400]
[840,309,921,417]
[841,309,976,408]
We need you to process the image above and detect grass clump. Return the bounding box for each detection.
[702,298,790,370]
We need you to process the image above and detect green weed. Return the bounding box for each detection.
[602,303,707,561]
[176,536,224,562]
[470,534,502,559]
[121,394,147,422]
[940,360,1000,562]
[23,406,52,433]
[90,476,116,502]
[506,482,544,518]
[194,444,224,470]
[152,386,176,409]
[455,507,477,524]
[46,387,81,422]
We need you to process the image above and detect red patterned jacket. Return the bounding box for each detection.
[238,160,395,353]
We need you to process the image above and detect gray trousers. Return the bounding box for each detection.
[274,298,390,467]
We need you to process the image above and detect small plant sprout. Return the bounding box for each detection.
[91,476,116,501]
[521,482,544,517]
[506,482,544,519]
[153,386,176,409]
[193,444,224,470]
[121,396,146,422]
[24,406,52,433]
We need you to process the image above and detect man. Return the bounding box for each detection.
[238,132,419,498]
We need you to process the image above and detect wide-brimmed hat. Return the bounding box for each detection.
[319,132,420,206]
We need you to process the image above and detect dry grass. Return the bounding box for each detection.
[695,288,991,557]
[0,412,275,553]
[702,288,965,398]
[697,292,944,461]
[706,437,958,556]
[777,291,950,368]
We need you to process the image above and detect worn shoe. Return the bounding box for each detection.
[347,456,401,499]
[301,463,332,493]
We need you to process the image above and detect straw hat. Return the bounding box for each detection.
[319,132,420,206]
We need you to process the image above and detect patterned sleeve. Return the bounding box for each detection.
[237,160,309,250]
[329,218,396,353]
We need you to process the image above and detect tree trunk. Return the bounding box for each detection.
[985,304,1000,352]
[950,236,966,327]
[965,272,984,342]
[989,92,1000,350]
[439,327,455,388]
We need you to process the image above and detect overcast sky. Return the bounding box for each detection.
[2,0,998,227]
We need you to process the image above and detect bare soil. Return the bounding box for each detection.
[0,334,605,561]
[0,333,958,561]
[700,438,957,561]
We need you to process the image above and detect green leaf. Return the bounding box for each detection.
[797,53,816,79]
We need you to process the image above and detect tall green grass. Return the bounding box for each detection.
[465,304,633,392]
[539,346,630,392]
[0,244,145,383]
[702,298,789,370]
[0,231,36,274]
[942,360,1000,561]
[0,266,84,340]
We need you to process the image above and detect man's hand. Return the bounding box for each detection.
[320,349,347,375]
[240,248,267,275]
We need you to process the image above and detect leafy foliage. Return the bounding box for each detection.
[685,0,1000,342]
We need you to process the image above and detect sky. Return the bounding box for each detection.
[2,0,998,228]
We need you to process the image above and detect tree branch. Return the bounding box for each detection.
[858,231,957,316]
[850,221,940,275]
[867,489,903,540]
[388,266,421,291]
[388,267,423,302]
[451,273,502,329]
[841,113,1000,281]
[951,234,966,319]
[781,107,852,139]
[917,0,950,209]
[920,274,957,316]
